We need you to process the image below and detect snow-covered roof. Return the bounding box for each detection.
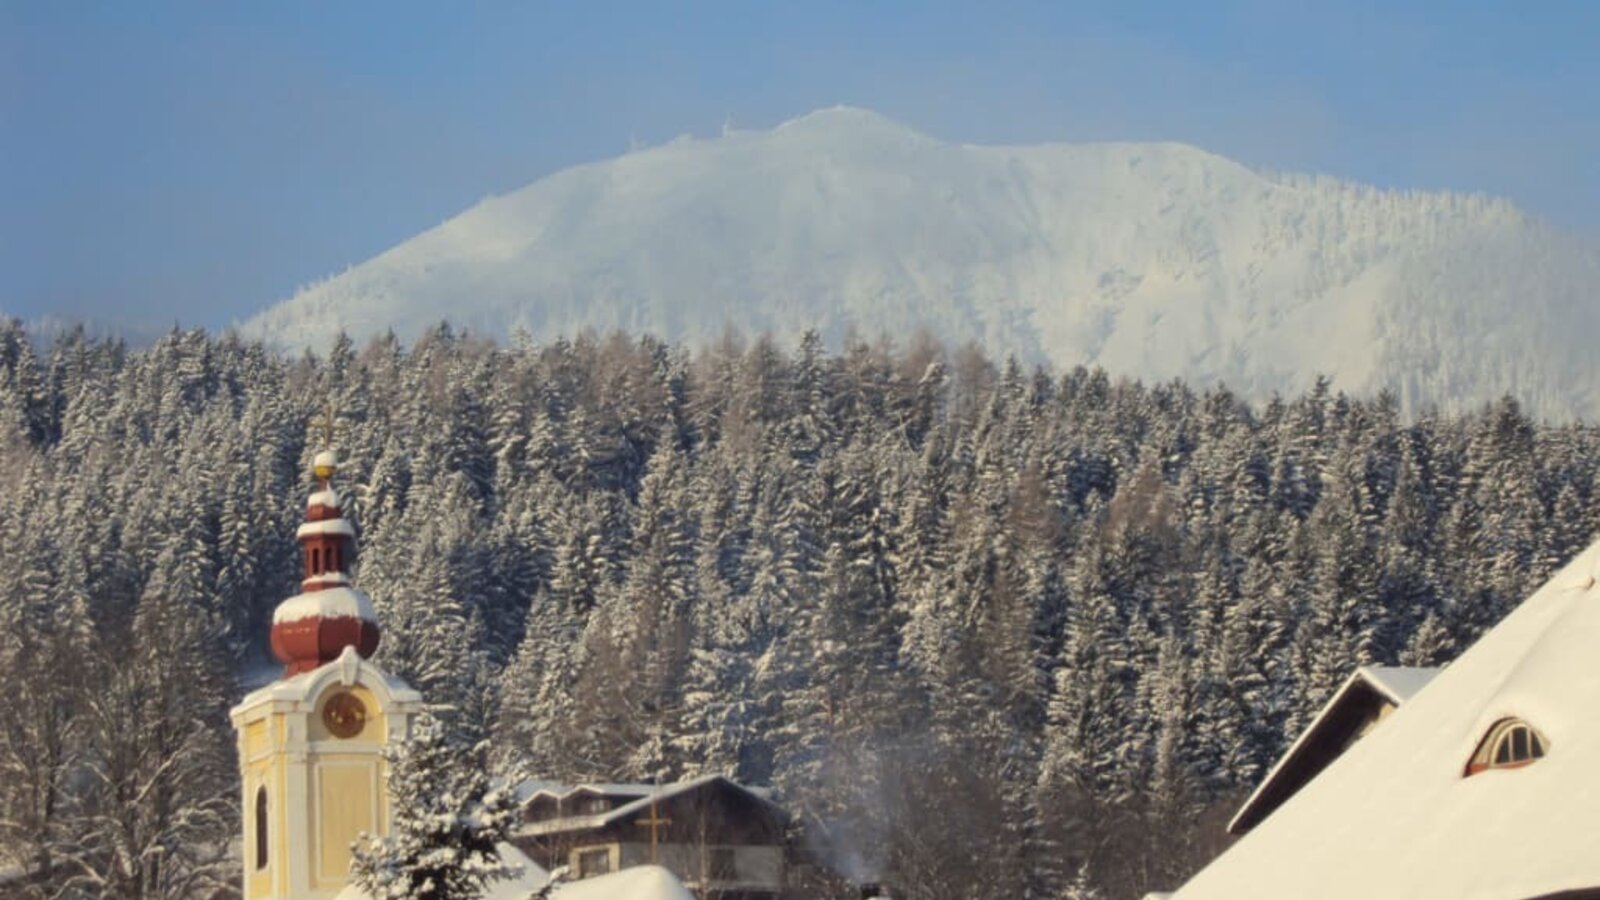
[1227,664,1440,834]
[514,779,570,804]
[308,487,341,509]
[1174,539,1600,899]
[272,585,376,625]
[522,782,659,803]
[301,572,352,589]
[554,865,694,900]
[296,517,355,539]
[334,843,549,900]
[516,775,787,837]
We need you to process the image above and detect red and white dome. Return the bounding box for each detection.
[269,450,381,677]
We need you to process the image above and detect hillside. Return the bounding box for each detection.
[1,324,1593,897]
[245,107,1600,420]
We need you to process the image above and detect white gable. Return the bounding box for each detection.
[231,646,421,712]
[1175,539,1600,899]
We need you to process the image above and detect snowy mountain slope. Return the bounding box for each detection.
[244,107,1600,420]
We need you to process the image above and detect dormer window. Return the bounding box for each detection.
[1466,719,1548,775]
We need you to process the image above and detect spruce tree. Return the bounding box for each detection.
[351,713,520,900]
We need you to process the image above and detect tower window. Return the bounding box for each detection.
[1467,719,1548,775]
[311,547,321,575]
[254,786,269,870]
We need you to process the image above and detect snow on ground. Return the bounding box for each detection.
[329,848,695,900]
[552,865,695,900]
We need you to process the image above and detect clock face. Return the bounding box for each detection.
[321,691,367,739]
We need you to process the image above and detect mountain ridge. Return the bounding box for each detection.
[244,107,1600,420]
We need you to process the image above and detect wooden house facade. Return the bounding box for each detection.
[512,775,790,900]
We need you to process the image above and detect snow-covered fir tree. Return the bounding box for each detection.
[0,321,1593,897]
[349,712,520,900]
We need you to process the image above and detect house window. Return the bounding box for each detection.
[578,796,609,815]
[254,786,269,870]
[577,847,612,877]
[1467,719,1548,775]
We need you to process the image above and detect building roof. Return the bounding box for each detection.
[516,774,787,837]
[1174,538,1600,899]
[1227,664,1439,834]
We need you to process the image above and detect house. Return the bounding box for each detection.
[1169,540,1600,898]
[1227,664,1438,835]
[512,775,790,899]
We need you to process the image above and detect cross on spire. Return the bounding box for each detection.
[312,398,337,451]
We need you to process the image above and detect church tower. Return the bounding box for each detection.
[230,450,423,899]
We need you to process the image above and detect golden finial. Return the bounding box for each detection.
[311,399,339,483]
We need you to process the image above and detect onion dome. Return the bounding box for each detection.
[270,450,381,677]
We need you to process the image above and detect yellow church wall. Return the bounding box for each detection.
[233,661,419,898]
[314,758,379,889]
[244,719,269,758]
[242,751,287,899]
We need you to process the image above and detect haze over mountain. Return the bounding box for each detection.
[244,107,1600,421]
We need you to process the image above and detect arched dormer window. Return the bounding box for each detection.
[254,785,269,869]
[1466,719,1548,775]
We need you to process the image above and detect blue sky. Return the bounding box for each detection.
[3,1,1596,329]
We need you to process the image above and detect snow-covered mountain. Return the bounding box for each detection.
[245,107,1600,420]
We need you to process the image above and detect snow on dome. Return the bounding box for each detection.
[301,572,351,589]
[272,586,377,625]
[308,487,340,509]
[1172,537,1600,899]
[297,518,355,540]
[314,449,338,471]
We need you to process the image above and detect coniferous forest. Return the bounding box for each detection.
[0,321,1590,899]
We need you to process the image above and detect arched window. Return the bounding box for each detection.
[311,546,321,575]
[254,786,269,869]
[1466,719,1548,775]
